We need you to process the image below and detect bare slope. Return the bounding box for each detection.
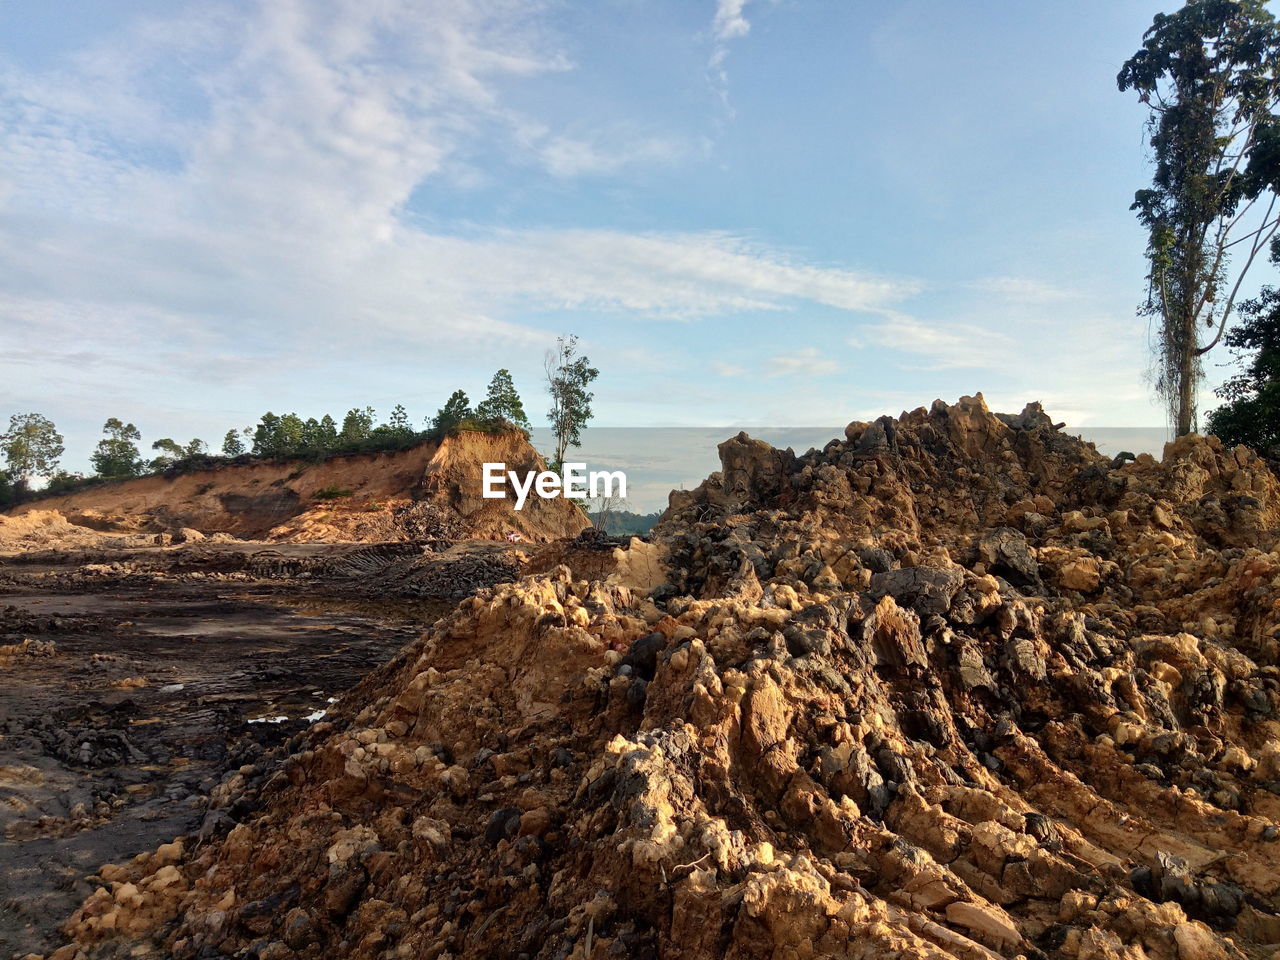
[9,429,588,544]
[54,396,1280,960]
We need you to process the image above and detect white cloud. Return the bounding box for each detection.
[709,0,753,109]
[860,315,1014,370]
[971,276,1077,304]
[768,347,837,378]
[0,0,918,379]
[713,0,752,43]
[711,361,746,376]
[536,131,691,178]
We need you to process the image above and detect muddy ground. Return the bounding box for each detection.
[0,550,446,958]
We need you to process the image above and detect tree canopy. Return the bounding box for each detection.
[476,369,531,432]
[90,418,144,479]
[545,335,599,469]
[1119,0,1280,435]
[0,412,64,486]
[1207,284,1280,453]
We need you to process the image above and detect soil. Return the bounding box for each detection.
[0,554,432,957]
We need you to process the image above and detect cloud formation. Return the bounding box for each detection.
[0,0,913,383]
[861,316,1014,370]
[769,347,838,378]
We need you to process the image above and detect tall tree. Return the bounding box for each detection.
[150,438,187,470]
[476,369,531,431]
[301,415,338,456]
[0,413,64,487]
[1206,284,1280,452]
[151,437,207,470]
[91,418,144,479]
[341,407,376,444]
[1119,0,1280,435]
[430,390,474,436]
[545,334,599,469]
[252,412,283,457]
[222,429,245,457]
[388,404,412,435]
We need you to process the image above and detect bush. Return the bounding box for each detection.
[312,485,353,500]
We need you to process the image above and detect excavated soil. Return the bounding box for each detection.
[23,395,1280,960]
[7,429,589,544]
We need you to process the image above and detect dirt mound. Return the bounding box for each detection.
[8,430,588,546]
[53,395,1280,960]
[0,510,155,554]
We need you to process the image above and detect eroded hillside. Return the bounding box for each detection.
[45,396,1280,960]
[4,429,588,545]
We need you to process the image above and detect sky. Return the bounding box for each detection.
[0,0,1247,475]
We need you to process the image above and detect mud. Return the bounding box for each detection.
[0,557,431,957]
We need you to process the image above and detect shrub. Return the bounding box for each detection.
[312,485,353,500]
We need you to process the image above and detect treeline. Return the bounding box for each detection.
[0,369,535,508]
[587,509,662,536]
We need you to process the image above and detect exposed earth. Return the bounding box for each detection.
[7,400,1280,960]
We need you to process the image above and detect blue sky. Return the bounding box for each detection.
[0,0,1231,472]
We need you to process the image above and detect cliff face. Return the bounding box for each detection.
[55,397,1280,960]
[8,430,589,544]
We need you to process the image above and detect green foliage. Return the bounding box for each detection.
[545,334,599,467]
[221,429,246,457]
[312,485,353,500]
[1,412,64,485]
[341,407,376,444]
[90,418,144,479]
[476,369,531,431]
[587,509,661,536]
[0,470,14,510]
[388,404,412,435]
[45,471,94,495]
[1119,0,1280,435]
[1207,285,1280,454]
[429,390,475,437]
[150,437,209,471]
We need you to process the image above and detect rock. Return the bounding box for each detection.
[868,565,964,618]
[57,396,1280,960]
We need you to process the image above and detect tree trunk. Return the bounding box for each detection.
[1176,309,1198,436]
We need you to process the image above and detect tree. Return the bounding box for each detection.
[430,390,474,436]
[1207,284,1280,452]
[1119,0,1280,435]
[278,414,305,456]
[301,415,338,456]
[545,334,599,469]
[388,404,412,435]
[150,437,207,470]
[222,429,245,457]
[341,407,376,445]
[0,413,64,487]
[150,438,187,471]
[476,369,531,431]
[91,418,144,479]
[252,412,283,457]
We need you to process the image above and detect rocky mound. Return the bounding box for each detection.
[7,429,588,546]
[53,396,1280,960]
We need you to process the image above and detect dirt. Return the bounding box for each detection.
[17,395,1280,960]
[42,394,1280,960]
[7,429,589,543]
[0,556,434,957]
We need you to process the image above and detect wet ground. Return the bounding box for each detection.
[0,562,436,957]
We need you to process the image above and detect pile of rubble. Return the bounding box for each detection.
[51,396,1280,960]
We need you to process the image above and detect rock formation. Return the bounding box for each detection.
[50,396,1280,960]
